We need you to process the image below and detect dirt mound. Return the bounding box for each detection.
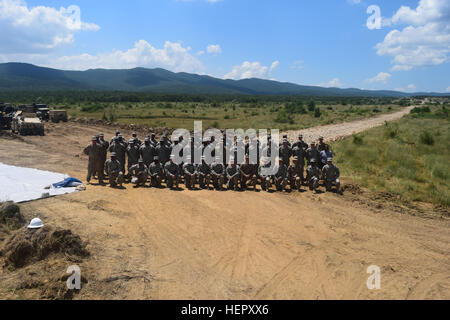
[1,226,89,269]
[0,202,26,242]
[343,183,363,195]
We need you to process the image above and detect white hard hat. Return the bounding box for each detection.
[28,218,44,229]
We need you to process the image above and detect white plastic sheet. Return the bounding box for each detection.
[0,163,78,203]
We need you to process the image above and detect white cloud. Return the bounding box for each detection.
[375,0,450,71]
[407,84,417,90]
[197,50,205,56]
[291,60,304,70]
[0,0,99,54]
[446,86,450,92]
[365,72,392,83]
[319,78,343,88]
[44,40,204,73]
[206,44,222,54]
[223,60,278,80]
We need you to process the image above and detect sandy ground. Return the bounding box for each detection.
[0,106,449,300]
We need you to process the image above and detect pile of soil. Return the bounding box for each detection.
[0,202,25,242]
[1,226,90,269]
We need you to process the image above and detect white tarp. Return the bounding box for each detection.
[0,163,78,203]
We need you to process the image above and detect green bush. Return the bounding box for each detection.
[420,131,434,145]
[314,107,322,118]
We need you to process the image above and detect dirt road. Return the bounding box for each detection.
[0,106,449,300]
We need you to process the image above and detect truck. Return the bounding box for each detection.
[49,109,68,123]
[11,110,45,136]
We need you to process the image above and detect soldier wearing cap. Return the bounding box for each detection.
[318,136,329,153]
[279,134,291,148]
[288,156,303,191]
[165,155,181,189]
[183,155,197,189]
[321,158,341,193]
[292,134,308,150]
[306,142,321,165]
[274,158,288,191]
[104,152,124,188]
[211,156,225,190]
[129,157,148,188]
[141,137,156,168]
[131,132,142,147]
[226,157,240,191]
[197,155,212,189]
[240,155,257,191]
[126,138,140,178]
[306,158,321,192]
[291,137,307,182]
[157,135,172,166]
[149,156,163,187]
[83,136,104,184]
[110,130,121,144]
[279,138,292,166]
[98,133,109,176]
[149,133,158,148]
[109,135,127,174]
[258,157,273,191]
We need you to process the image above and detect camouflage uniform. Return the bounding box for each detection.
[157,141,172,166]
[109,138,127,173]
[104,157,124,187]
[211,161,226,190]
[306,146,321,165]
[226,163,240,190]
[183,162,197,189]
[149,160,163,187]
[197,161,212,189]
[258,161,273,191]
[98,135,109,176]
[306,162,321,191]
[291,145,306,181]
[164,160,181,189]
[288,161,303,190]
[127,142,140,176]
[321,163,341,192]
[279,143,292,166]
[129,162,148,187]
[84,140,104,183]
[240,163,257,190]
[274,163,288,191]
[140,141,157,168]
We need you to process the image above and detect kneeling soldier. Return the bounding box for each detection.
[240,155,257,190]
[306,158,321,192]
[321,158,341,193]
[197,156,212,189]
[288,156,303,191]
[183,156,197,189]
[226,157,240,191]
[130,157,148,188]
[275,159,288,191]
[149,156,163,187]
[165,155,181,189]
[258,157,273,191]
[211,156,225,190]
[104,152,124,188]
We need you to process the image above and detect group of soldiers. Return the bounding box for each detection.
[83,130,341,193]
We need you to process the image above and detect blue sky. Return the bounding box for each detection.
[1,0,449,92]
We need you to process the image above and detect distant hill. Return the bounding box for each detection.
[0,63,448,97]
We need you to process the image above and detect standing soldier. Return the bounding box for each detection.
[320,145,333,169]
[279,134,292,148]
[288,156,303,191]
[98,133,109,176]
[279,139,292,167]
[240,155,257,191]
[129,157,148,188]
[127,139,140,178]
[157,136,172,166]
[292,134,308,150]
[322,158,341,193]
[109,136,127,174]
[104,152,124,188]
[165,155,181,189]
[306,158,321,192]
[318,137,329,153]
[110,130,120,144]
[258,157,273,191]
[291,143,307,184]
[226,157,240,191]
[274,159,288,191]
[211,156,226,190]
[131,132,142,147]
[183,155,197,189]
[149,133,158,148]
[141,138,156,168]
[306,142,321,165]
[149,156,163,188]
[84,136,104,184]
[197,156,212,189]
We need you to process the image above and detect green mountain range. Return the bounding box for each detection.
[0,62,448,97]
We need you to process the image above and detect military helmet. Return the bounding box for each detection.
[327,157,333,162]
[91,136,97,141]
[110,152,117,157]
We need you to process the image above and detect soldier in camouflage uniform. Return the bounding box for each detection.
[226,157,240,191]
[126,139,140,178]
[157,136,172,166]
[165,155,181,189]
[183,155,197,189]
[131,132,142,147]
[110,130,121,144]
[321,158,341,193]
[84,136,104,184]
[318,136,329,153]
[149,133,158,148]
[97,133,109,177]
[240,155,257,191]
[306,142,321,165]
[211,156,225,190]
[104,152,124,188]
[140,138,156,168]
[292,134,308,150]
[288,156,303,191]
[306,158,321,192]
[291,141,307,183]
[258,157,273,191]
[274,159,288,191]
[129,157,148,188]
[149,156,163,187]
[197,156,212,189]
[279,139,292,167]
[109,136,127,174]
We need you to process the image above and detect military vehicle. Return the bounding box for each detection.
[0,103,16,130]
[49,109,68,123]
[36,107,50,121]
[11,110,45,136]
